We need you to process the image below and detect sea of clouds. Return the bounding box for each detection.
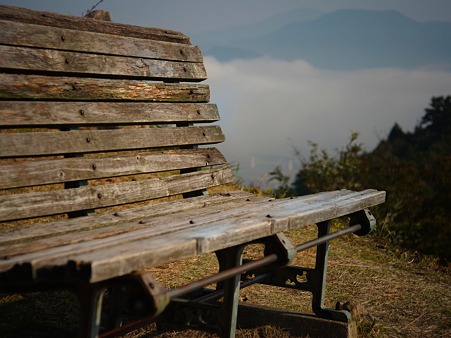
[204,56,451,184]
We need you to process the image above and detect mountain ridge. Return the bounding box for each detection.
[195,8,451,70]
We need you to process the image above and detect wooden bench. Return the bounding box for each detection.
[0,5,386,338]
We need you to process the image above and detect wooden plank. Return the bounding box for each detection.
[0,190,346,267]
[0,5,191,44]
[0,45,207,81]
[0,191,339,259]
[0,125,225,157]
[0,20,202,62]
[0,148,227,189]
[0,192,258,258]
[87,190,385,282]
[0,190,376,259]
[0,102,219,128]
[0,190,385,282]
[0,191,255,248]
[0,74,210,101]
[0,167,235,222]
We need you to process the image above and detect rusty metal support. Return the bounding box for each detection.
[238,222,366,323]
[310,220,351,321]
[78,216,372,336]
[76,284,106,338]
[165,244,246,337]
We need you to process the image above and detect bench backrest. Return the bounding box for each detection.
[0,5,234,224]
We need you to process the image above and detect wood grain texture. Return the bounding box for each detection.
[0,74,210,101]
[0,191,255,248]
[0,189,386,283]
[0,148,227,189]
[0,191,340,258]
[0,126,225,157]
[0,5,190,44]
[0,167,235,221]
[0,102,219,127]
[0,45,207,81]
[0,20,202,62]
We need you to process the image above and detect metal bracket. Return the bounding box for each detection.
[168,244,245,338]
[241,221,352,322]
[75,272,170,338]
[350,208,376,236]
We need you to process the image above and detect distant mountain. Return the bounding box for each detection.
[196,9,451,70]
[192,7,323,55]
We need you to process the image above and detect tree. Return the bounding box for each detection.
[290,96,451,262]
[293,131,364,194]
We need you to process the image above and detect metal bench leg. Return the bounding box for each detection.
[216,245,245,338]
[310,220,351,322]
[165,245,245,337]
[77,285,105,338]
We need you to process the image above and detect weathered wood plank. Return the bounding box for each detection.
[0,191,255,248]
[0,102,219,128]
[0,74,210,101]
[0,148,227,189]
[0,5,190,44]
[0,191,342,259]
[0,192,259,259]
[0,126,225,157]
[87,190,386,282]
[0,167,235,221]
[0,20,202,62]
[0,190,357,261]
[0,45,207,81]
[0,189,385,282]
[0,102,219,127]
[0,190,375,257]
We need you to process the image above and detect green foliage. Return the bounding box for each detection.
[267,165,294,198]
[293,131,364,194]
[290,96,451,262]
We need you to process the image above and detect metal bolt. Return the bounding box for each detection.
[86,138,91,143]
[61,35,65,42]
[92,164,97,170]
[79,109,85,116]
[97,193,102,199]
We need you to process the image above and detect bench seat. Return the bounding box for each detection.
[0,189,384,285]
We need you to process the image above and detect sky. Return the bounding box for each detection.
[2,0,451,184]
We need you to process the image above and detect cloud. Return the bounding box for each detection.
[204,56,451,183]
